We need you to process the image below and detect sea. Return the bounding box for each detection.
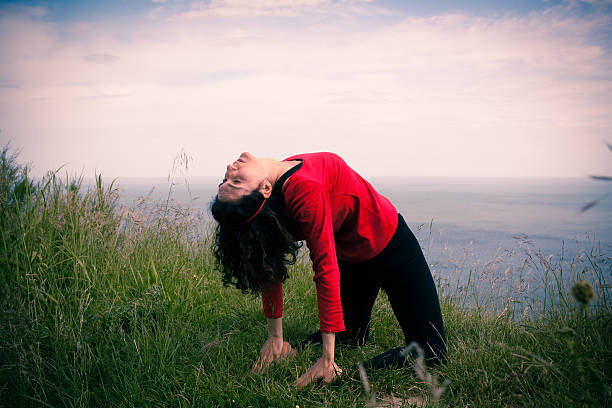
[110,176,612,311]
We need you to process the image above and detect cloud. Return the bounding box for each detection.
[68,22,97,33]
[171,0,391,19]
[0,4,611,177]
[77,93,132,100]
[578,0,612,5]
[81,54,119,63]
[0,4,46,18]
[26,6,46,18]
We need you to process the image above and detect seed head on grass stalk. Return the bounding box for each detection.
[401,342,450,407]
[570,280,594,306]
[581,140,612,212]
[357,342,449,407]
[357,362,377,408]
[165,148,194,215]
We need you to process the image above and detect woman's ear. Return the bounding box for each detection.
[260,179,273,199]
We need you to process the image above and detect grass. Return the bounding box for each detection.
[0,147,610,407]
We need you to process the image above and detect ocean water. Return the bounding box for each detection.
[111,176,612,309]
[373,177,612,257]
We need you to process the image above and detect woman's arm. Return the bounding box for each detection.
[251,317,295,373]
[283,181,344,387]
[295,332,342,389]
[284,180,345,333]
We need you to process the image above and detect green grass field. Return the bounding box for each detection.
[1,147,610,407]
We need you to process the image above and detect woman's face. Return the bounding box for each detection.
[217,152,266,202]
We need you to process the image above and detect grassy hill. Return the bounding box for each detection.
[1,147,610,407]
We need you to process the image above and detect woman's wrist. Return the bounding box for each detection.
[266,317,283,339]
[321,332,335,362]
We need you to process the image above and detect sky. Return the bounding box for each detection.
[0,0,611,179]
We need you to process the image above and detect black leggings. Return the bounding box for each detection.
[300,214,446,368]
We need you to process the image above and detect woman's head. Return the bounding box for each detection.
[217,152,274,204]
[210,152,301,294]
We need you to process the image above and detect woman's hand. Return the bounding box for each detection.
[295,331,341,389]
[252,336,295,374]
[295,356,342,389]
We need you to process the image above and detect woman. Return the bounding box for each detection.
[211,152,446,388]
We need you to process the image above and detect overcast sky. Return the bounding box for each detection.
[1,0,611,179]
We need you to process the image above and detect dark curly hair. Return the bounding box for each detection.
[210,188,302,294]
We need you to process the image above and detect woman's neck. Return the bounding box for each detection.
[260,158,301,187]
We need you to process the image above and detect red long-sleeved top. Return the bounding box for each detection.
[261,152,398,333]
